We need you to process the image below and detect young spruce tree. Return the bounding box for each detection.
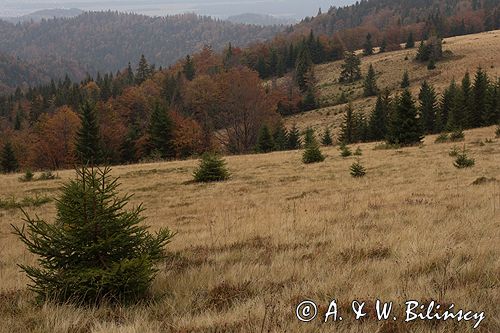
[193,153,230,182]
[12,166,174,304]
[321,127,333,146]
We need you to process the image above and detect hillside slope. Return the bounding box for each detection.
[286,29,500,134]
[1,125,498,332]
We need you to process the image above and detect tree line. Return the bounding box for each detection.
[337,68,500,146]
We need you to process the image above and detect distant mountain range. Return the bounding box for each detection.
[1,8,83,24]
[0,11,281,93]
[227,13,297,26]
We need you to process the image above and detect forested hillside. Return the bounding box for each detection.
[0,11,281,87]
[291,0,500,50]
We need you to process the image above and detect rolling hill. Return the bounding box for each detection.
[0,11,281,90]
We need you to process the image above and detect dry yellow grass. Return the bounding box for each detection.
[286,30,500,135]
[1,124,499,332]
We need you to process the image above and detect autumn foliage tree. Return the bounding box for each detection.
[33,106,80,170]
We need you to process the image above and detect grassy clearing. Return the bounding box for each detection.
[0,125,498,332]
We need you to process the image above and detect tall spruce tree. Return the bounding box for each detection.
[369,92,389,141]
[287,124,301,149]
[380,38,387,53]
[295,46,313,92]
[339,52,362,83]
[442,80,462,131]
[418,81,438,134]
[435,80,458,132]
[148,103,175,159]
[484,78,499,126]
[183,55,196,81]
[363,64,378,97]
[405,32,415,49]
[363,33,374,56]
[388,89,423,145]
[12,166,174,304]
[461,72,474,128]
[256,125,275,153]
[1,142,19,173]
[339,104,355,144]
[135,54,151,84]
[76,100,102,165]
[273,124,288,151]
[401,71,410,88]
[472,67,489,127]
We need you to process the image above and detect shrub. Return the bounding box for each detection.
[435,133,449,143]
[38,171,58,181]
[449,129,465,142]
[0,195,52,210]
[194,153,230,182]
[496,126,500,138]
[350,159,366,178]
[19,169,34,182]
[354,147,363,156]
[302,142,325,164]
[12,166,174,304]
[453,147,475,169]
[340,143,352,157]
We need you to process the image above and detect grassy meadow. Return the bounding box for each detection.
[1,125,499,332]
[1,29,500,333]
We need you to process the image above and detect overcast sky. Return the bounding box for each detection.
[0,0,356,19]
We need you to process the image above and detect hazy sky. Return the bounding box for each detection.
[0,0,356,19]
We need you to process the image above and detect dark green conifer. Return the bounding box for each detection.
[302,137,325,164]
[405,32,415,49]
[12,166,174,304]
[148,103,175,159]
[363,33,374,56]
[273,124,288,151]
[256,125,275,153]
[363,64,378,97]
[193,153,230,182]
[350,159,366,177]
[368,92,389,141]
[418,81,438,134]
[135,54,151,84]
[387,89,423,145]
[295,46,313,92]
[321,127,333,146]
[287,125,301,149]
[400,71,410,88]
[303,128,315,147]
[1,142,19,173]
[183,55,196,81]
[339,51,362,83]
[75,100,102,165]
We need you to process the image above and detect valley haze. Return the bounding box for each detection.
[0,0,356,20]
